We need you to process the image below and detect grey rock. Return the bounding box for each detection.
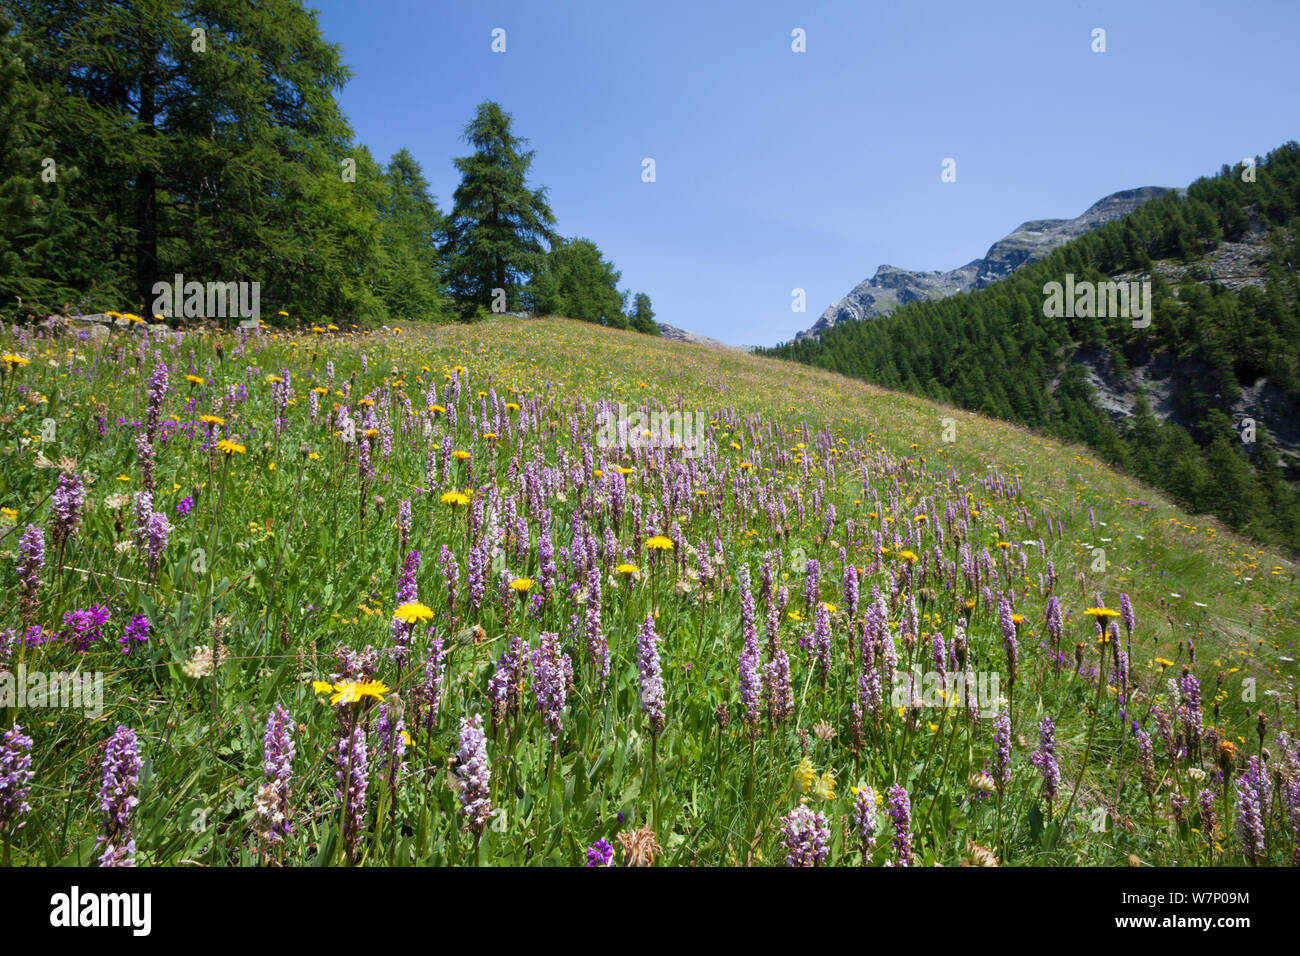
[656,322,738,350]
[1066,345,1299,471]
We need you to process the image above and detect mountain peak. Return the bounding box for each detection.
[796,186,1182,341]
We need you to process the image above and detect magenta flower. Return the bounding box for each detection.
[63,605,110,652]
[530,630,572,745]
[1029,715,1060,800]
[456,714,492,835]
[780,804,829,867]
[993,709,1012,792]
[586,837,614,867]
[851,786,877,862]
[120,614,150,654]
[636,615,666,735]
[50,472,86,549]
[96,726,140,867]
[764,647,793,726]
[1235,757,1269,865]
[886,784,913,867]
[16,524,43,626]
[416,637,446,735]
[0,723,34,840]
[335,723,368,862]
[260,705,295,843]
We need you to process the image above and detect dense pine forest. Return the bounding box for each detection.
[765,143,1300,550]
[0,2,654,331]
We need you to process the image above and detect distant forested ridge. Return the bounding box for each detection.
[764,143,1300,549]
[0,2,653,331]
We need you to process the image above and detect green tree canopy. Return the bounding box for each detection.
[0,11,84,312]
[629,292,659,335]
[529,237,626,328]
[377,148,447,322]
[443,101,556,312]
[8,0,381,321]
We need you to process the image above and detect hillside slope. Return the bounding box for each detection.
[415,316,1299,694]
[2,315,1295,867]
[767,143,1300,552]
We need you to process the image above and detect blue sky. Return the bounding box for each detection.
[310,0,1300,346]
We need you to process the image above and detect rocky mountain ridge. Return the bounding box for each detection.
[798,186,1183,341]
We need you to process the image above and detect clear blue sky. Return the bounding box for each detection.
[309,0,1300,346]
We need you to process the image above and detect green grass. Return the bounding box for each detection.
[0,315,1295,867]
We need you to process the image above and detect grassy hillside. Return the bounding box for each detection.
[764,142,1300,551]
[0,316,1296,866]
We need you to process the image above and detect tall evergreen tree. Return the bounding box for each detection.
[629,292,659,335]
[377,148,447,322]
[442,101,556,313]
[0,11,84,313]
[9,0,378,319]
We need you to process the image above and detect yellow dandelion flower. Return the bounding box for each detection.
[1084,607,1120,618]
[329,680,389,706]
[393,602,435,624]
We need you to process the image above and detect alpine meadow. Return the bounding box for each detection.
[1,0,1298,891]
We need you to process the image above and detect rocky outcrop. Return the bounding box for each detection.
[656,322,738,350]
[1066,345,1300,474]
[798,186,1182,341]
